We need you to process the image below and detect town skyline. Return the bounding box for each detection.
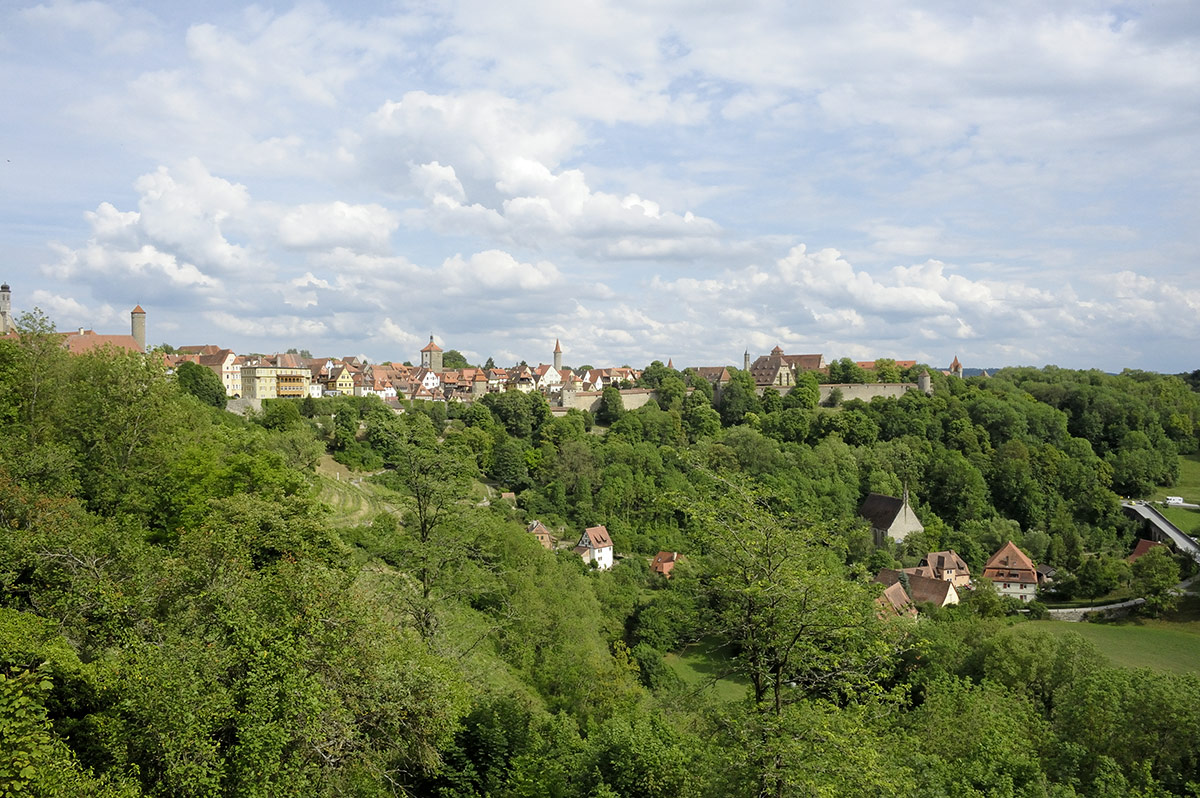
[0,281,980,379]
[3,1,1198,372]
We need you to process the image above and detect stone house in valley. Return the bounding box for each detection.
[526,521,555,551]
[1126,538,1165,563]
[911,550,971,588]
[875,581,918,619]
[982,541,1038,602]
[746,346,825,388]
[651,551,682,578]
[874,568,959,607]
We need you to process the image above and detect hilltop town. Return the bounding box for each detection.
[0,285,965,414]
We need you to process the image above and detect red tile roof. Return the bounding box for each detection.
[582,525,612,549]
[876,581,918,618]
[61,331,142,355]
[982,541,1037,585]
[651,551,681,577]
[874,568,956,606]
[919,550,970,579]
[1127,538,1165,562]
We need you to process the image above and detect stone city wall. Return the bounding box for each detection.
[816,382,918,403]
[559,388,658,413]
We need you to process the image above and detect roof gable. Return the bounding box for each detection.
[920,550,970,575]
[875,569,956,606]
[859,493,904,529]
[983,541,1035,573]
[581,524,612,549]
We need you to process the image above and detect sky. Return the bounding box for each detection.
[2,0,1198,372]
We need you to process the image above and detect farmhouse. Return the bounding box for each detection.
[982,541,1038,602]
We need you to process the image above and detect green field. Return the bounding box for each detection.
[1019,598,1200,674]
[1157,504,1200,536]
[1149,453,1200,504]
[663,637,749,703]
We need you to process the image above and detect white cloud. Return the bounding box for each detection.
[439,250,562,293]
[277,201,398,252]
[7,2,1200,371]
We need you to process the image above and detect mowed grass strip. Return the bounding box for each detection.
[1157,504,1200,536]
[1019,598,1200,674]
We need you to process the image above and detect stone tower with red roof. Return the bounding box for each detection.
[131,304,146,352]
[421,334,443,373]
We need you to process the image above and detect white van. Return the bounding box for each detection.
[1166,496,1184,505]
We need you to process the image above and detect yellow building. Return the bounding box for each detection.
[241,363,312,400]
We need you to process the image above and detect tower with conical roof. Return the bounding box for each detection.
[130,304,146,352]
[949,355,962,378]
[421,334,444,373]
[743,349,751,371]
[0,282,10,335]
[553,338,562,371]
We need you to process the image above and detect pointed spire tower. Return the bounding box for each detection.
[553,338,562,371]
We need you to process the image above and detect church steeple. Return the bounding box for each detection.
[553,338,562,371]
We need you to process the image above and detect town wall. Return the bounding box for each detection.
[816,382,919,403]
[559,388,658,413]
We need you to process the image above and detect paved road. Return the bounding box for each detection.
[1121,501,1200,564]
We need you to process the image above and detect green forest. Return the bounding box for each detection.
[3,312,1200,797]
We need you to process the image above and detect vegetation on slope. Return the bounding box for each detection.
[3,313,1200,796]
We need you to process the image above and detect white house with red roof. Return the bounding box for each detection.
[574,525,614,570]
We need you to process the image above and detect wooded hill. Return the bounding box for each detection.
[3,314,1200,797]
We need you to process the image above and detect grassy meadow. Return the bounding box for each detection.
[664,637,749,704]
[315,454,396,525]
[1020,597,1200,674]
[1149,453,1200,504]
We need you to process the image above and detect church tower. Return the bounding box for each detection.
[553,338,562,371]
[743,349,751,371]
[0,283,10,335]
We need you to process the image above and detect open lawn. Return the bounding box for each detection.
[1157,504,1200,537]
[1149,453,1200,504]
[663,637,749,704]
[1019,597,1200,674]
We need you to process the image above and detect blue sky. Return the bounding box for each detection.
[2,0,1198,372]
